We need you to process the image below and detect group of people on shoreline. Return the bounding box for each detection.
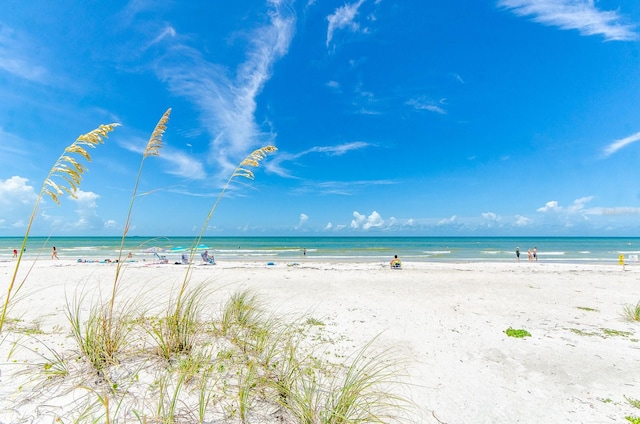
[515,246,537,262]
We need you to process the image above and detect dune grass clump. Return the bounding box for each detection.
[5,288,416,423]
[147,285,207,360]
[65,291,137,372]
[622,301,640,322]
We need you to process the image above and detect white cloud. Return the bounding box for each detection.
[161,150,207,180]
[537,197,594,213]
[147,26,177,49]
[71,190,100,208]
[267,141,372,178]
[350,210,384,230]
[514,215,532,226]
[437,215,457,226]
[326,0,366,47]
[119,135,206,180]
[0,176,37,208]
[537,200,561,212]
[0,26,48,82]
[481,212,503,228]
[406,98,447,114]
[305,142,370,156]
[567,196,593,213]
[153,1,296,178]
[0,176,37,230]
[324,222,333,230]
[482,212,502,222]
[296,213,309,229]
[499,0,637,41]
[602,131,640,157]
[67,190,103,231]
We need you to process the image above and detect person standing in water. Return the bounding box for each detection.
[515,247,520,262]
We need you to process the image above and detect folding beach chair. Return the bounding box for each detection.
[154,252,168,264]
[201,250,215,265]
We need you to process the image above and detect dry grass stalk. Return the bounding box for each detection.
[0,123,119,333]
[171,146,277,353]
[109,108,171,335]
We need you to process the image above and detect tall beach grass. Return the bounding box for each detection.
[0,123,119,333]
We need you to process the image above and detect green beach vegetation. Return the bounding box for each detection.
[0,116,415,422]
[504,327,531,338]
[622,301,640,322]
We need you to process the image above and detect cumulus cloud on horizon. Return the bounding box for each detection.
[351,210,383,230]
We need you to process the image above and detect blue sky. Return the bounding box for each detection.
[1,0,640,237]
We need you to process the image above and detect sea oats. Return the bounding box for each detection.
[144,108,171,157]
[1,123,119,332]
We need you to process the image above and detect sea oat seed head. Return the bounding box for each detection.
[43,123,119,204]
[144,108,171,158]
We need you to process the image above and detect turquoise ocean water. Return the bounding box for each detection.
[1,236,639,264]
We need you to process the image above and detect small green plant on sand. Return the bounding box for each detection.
[0,123,118,333]
[622,301,640,322]
[568,328,599,337]
[626,395,640,409]
[505,327,531,338]
[576,306,598,312]
[626,416,640,424]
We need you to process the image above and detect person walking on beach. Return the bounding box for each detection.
[515,247,520,262]
[52,246,59,260]
[12,249,17,258]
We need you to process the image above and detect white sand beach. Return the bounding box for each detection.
[1,258,639,423]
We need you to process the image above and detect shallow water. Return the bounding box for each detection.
[1,236,638,264]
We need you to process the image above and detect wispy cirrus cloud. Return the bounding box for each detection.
[118,136,206,180]
[602,131,640,157]
[326,0,366,47]
[266,141,372,178]
[148,0,296,179]
[498,0,637,41]
[0,26,48,82]
[406,98,447,115]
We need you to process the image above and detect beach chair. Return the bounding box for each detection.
[201,251,215,265]
[154,252,168,264]
[390,260,402,269]
[181,254,189,264]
